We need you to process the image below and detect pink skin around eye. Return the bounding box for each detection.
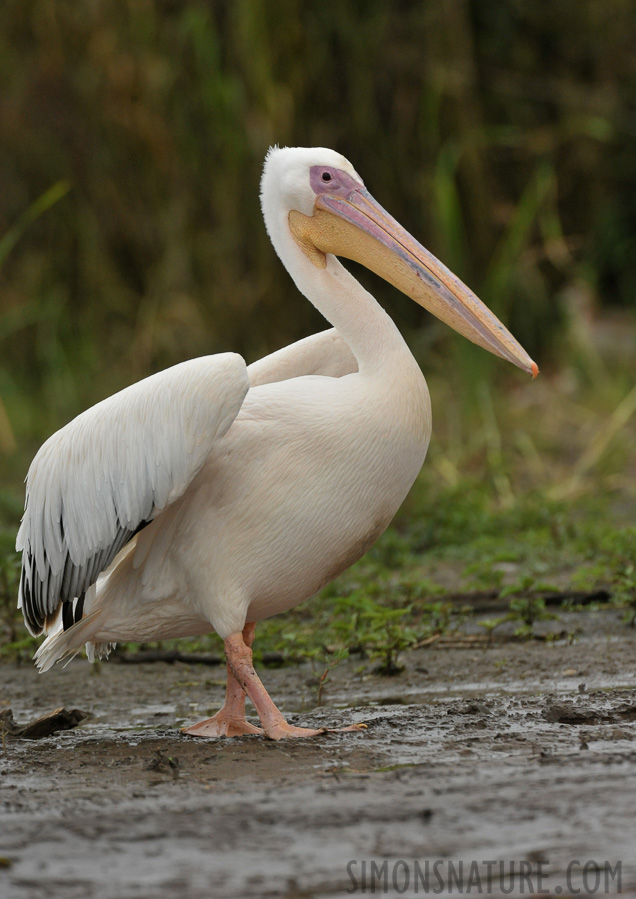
[309,165,364,199]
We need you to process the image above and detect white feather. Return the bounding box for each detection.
[17,353,249,628]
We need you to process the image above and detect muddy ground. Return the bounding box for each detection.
[1,609,635,898]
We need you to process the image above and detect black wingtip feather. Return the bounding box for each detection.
[74,592,85,624]
[20,517,152,639]
[20,566,44,636]
[62,601,74,631]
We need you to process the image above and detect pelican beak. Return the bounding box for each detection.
[289,180,538,377]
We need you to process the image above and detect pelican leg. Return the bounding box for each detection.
[182,622,264,737]
[224,630,365,741]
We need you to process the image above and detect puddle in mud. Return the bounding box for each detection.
[1,608,635,898]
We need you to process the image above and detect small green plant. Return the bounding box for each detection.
[479,591,559,640]
[611,563,636,625]
[355,599,417,676]
[480,617,505,642]
[572,527,636,623]
[506,596,558,638]
[309,648,349,705]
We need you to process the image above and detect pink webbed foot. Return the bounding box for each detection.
[265,720,367,741]
[182,625,367,740]
[182,623,264,738]
[223,631,367,741]
[182,711,263,738]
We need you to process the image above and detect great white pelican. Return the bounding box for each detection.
[17,147,537,740]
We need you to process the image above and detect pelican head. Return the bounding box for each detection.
[262,146,537,377]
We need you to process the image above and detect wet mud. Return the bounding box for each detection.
[1,609,635,898]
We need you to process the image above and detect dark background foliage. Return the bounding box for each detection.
[0,0,634,462]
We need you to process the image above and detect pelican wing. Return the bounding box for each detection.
[247,328,357,386]
[17,353,249,635]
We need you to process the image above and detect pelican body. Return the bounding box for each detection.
[17,148,536,739]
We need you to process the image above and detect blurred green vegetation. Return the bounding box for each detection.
[1,0,635,449]
[1,1,635,662]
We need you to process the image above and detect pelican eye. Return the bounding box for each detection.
[321,171,332,183]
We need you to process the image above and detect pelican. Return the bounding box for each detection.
[17,147,537,740]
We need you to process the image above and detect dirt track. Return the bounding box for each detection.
[1,609,635,898]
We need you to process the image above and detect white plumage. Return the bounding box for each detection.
[17,147,536,739]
